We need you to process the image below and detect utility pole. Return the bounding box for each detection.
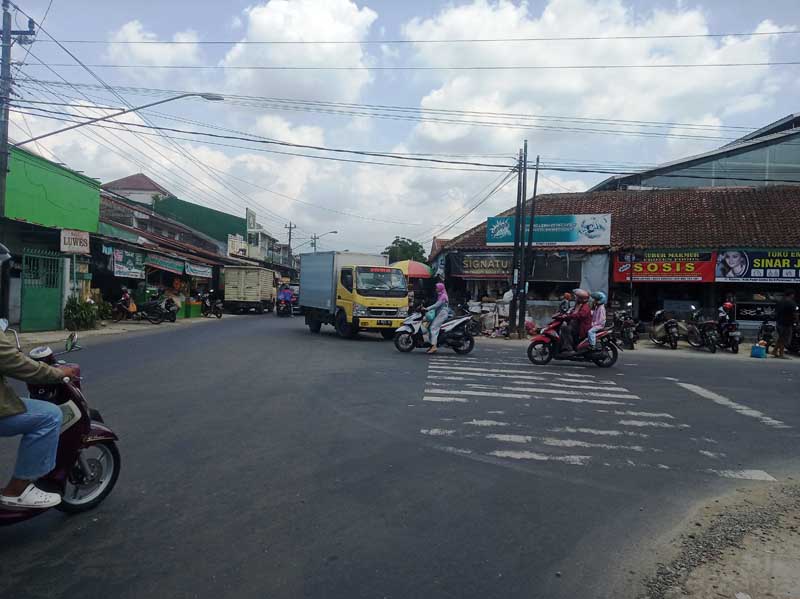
[0,1,35,216]
[518,152,540,336]
[284,221,296,259]
[310,233,319,253]
[506,149,524,338]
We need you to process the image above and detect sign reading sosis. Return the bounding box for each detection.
[614,251,717,283]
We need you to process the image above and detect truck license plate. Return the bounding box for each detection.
[377,319,392,326]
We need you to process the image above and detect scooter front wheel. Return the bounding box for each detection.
[527,341,553,365]
[57,441,121,513]
[394,332,415,353]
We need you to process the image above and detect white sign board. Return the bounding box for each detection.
[60,229,90,254]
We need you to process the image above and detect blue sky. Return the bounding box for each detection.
[10,0,800,253]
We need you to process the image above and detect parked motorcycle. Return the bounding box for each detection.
[716,311,742,354]
[0,332,121,526]
[199,290,223,319]
[650,309,680,349]
[112,289,165,324]
[527,312,620,368]
[163,296,179,322]
[757,316,776,354]
[612,302,638,350]
[686,306,720,353]
[455,303,483,337]
[393,309,475,354]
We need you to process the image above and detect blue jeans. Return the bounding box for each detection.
[0,398,62,480]
[588,326,602,348]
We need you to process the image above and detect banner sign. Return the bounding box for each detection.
[145,253,184,274]
[185,262,213,278]
[112,248,145,279]
[614,250,717,283]
[486,214,611,247]
[60,229,90,254]
[448,252,512,279]
[716,249,800,283]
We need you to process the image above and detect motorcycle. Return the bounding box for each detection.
[527,312,620,368]
[199,290,223,319]
[112,289,165,324]
[716,312,742,353]
[393,309,475,354]
[757,316,776,354]
[455,303,483,337]
[686,306,720,353]
[0,332,121,526]
[612,302,638,350]
[649,309,681,349]
[163,296,179,323]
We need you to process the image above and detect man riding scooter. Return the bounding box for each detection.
[0,243,79,509]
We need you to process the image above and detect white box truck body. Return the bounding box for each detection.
[223,266,277,314]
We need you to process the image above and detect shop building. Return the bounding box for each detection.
[431,185,800,330]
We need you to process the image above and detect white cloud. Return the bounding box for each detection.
[221,0,378,102]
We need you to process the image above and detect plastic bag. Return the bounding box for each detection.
[426,309,437,322]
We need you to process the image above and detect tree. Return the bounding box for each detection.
[383,236,426,263]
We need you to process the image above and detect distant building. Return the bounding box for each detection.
[591,114,800,191]
[102,172,173,207]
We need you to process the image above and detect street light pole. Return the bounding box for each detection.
[311,230,338,253]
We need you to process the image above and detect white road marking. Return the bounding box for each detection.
[661,376,680,381]
[489,450,591,465]
[469,384,639,400]
[420,428,455,436]
[465,419,509,427]
[657,464,671,470]
[428,364,596,378]
[702,437,718,444]
[677,383,790,429]
[548,426,650,439]
[428,368,617,385]
[424,388,628,406]
[709,469,777,482]
[508,380,632,392]
[699,450,726,459]
[619,420,688,429]
[487,410,505,414]
[438,446,473,455]
[613,410,675,419]
[423,395,469,403]
[537,437,645,452]
[486,434,532,443]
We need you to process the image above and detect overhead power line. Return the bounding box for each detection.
[24,61,800,71]
[29,29,800,45]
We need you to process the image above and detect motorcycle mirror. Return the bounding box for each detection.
[9,328,20,351]
[65,331,78,352]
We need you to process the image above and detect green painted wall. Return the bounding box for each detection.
[153,196,245,243]
[5,147,100,232]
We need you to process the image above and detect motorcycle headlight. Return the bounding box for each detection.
[353,302,369,317]
[397,307,408,317]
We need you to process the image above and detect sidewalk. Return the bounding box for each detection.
[16,317,226,349]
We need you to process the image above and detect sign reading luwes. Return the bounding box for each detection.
[614,251,717,282]
[60,229,90,254]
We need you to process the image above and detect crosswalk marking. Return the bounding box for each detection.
[677,383,790,429]
[414,348,778,482]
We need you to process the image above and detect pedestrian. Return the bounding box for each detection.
[0,244,79,508]
[588,291,607,350]
[424,282,450,354]
[773,289,797,359]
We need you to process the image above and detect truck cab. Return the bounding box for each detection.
[299,252,409,339]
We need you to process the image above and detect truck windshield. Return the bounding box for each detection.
[355,267,407,297]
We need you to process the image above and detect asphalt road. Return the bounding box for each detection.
[1,315,798,599]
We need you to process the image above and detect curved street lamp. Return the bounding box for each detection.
[312,230,338,253]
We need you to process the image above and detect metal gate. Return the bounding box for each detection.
[21,249,64,332]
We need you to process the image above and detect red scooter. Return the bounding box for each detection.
[527,312,620,368]
[0,332,121,526]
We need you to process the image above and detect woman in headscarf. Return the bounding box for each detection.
[424,282,450,354]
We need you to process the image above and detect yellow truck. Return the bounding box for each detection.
[299,252,408,339]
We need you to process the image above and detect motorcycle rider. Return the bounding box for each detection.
[718,301,734,325]
[278,284,294,316]
[588,291,607,350]
[423,282,450,354]
[562,289,592,354]
[0,244,78,509]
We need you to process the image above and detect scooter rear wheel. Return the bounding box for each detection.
[592,343,619,368]
[527,341,553,365]
[57,441,121,513]
[146,312,164,325]
[453,335,475,354]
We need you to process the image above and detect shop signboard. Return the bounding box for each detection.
[613,250,717,283]
[486,214,611,247]
[715,249,800,283]
[112,248,145,279]
[448,252,512,279]
[185,262,213,278]
[60,229,90,254]
[145,253,184,274]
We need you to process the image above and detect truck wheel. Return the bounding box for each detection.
[335,311,356,339]
[308,318,322,333]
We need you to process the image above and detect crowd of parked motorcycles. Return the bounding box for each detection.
[111,288,223,324]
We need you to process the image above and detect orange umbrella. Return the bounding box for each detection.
[390,260,433,278]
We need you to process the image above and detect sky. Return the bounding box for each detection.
[8,0,800,254]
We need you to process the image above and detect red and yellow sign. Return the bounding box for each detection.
[614,251,717,283]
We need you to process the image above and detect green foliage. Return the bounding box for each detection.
[383,236,426,263]
[63,296,98,331]
[96,300,114,321]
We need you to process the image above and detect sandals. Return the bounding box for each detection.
[0,484,61,509]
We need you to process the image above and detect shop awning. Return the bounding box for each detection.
[145,253,184,274]
[185,262,212,278]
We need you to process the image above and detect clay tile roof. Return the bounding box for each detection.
[428,237,451,260]
[441,186,800,253]
[102,173,172,196]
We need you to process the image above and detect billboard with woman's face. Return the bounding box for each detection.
[716,251,750,279]
[715,250,800,283]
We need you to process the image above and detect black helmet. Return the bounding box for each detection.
[0,243,10,264]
